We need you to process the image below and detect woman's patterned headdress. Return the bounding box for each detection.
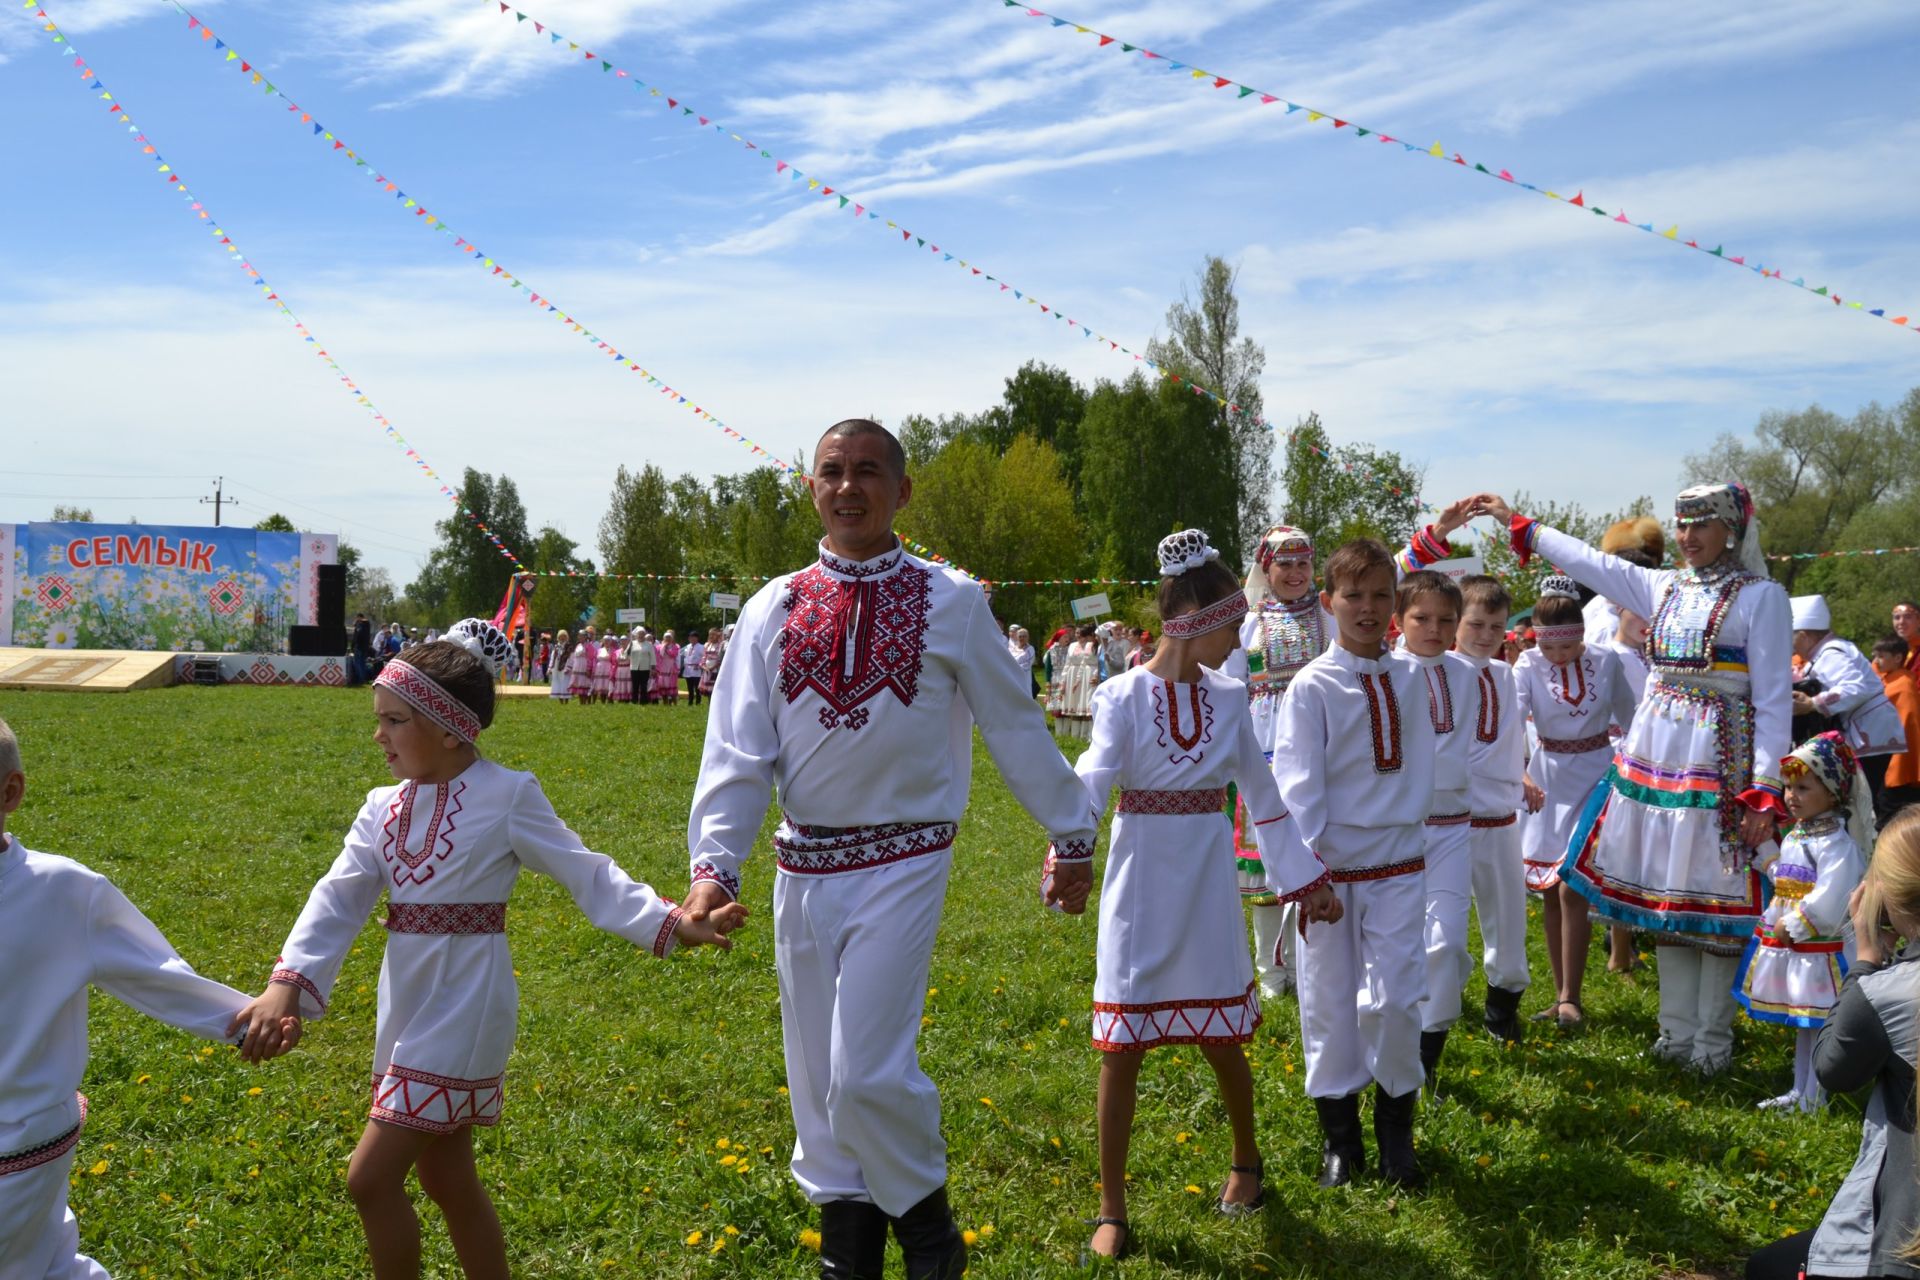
[1674,482,1754,538]
[1254,525,1314,571]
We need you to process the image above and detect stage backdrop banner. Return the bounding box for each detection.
[2,522,336,652]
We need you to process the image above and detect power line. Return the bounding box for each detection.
[221,478,436,550]
[0,491,209,500]
[4,469,213,480]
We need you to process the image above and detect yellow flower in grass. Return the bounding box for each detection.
[135,1074,151,1085]
[1174,1132,1190,1145]
[962,1230,978,1247]
[715,1138,730,1150]
[684,1231,703,1247]
[1184,1184,1203,1194]
[724,1226,740,1237]
[1475,1155,1492,1168]
[799,1228,822,1252]
[247,1087,263,1097]
[87,1160,108,1176]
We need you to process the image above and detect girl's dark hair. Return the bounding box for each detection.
[1156,559,1242,625]
[1532,593,1584,629]
[396,641,496,731]
[1077,623,1096,638]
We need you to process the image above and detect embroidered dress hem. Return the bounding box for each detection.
[1091,982,1262,1052]
[370,1065,504,1135]
[1734,933,1848,1028]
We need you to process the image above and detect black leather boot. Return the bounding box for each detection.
[1313,1094,1365,1188]
[1419,1029,1449,1085]
[1483,986,1524,1043]
[819,1200,889,1280]
[891,1186,967,1280]
[1373,1085,1426,1190]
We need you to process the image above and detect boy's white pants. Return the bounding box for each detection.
[1420,819,1475,1032]
[1296,864,1427,1099]
[774,851,951,1218]
[0,1151,109,1280]
[1468,817,1532,993]
[1251,901,1295,996]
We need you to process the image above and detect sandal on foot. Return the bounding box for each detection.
[1081,1217,1132,1263]
[1217,1159,1266,1216]
[1528,1001,1564,1022]
[1555,1000,1586,1028]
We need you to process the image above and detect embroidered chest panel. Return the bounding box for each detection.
[778,562,934,731]
[1648,564,1758,671]
[1359,670,1405,774]
[381,780,467,887]
[1422,664,1457,735]
[1151,680,1216,765]
[1474,666,1501,744]
[1547,653,1598,716]
[1253,601,1325,695]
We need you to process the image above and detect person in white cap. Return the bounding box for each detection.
[1791,594,1907,814]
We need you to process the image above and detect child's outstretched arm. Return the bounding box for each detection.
[508,773,741,958]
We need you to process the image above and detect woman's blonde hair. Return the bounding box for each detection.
[1861,807,1920,952]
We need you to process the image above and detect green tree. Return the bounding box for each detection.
[998,360,1089,491]
[525,526,595,633]
[1146,256,1271,562]
[409,470,532,621]
[1277,413,1424,564]
[1078,372,1237,581]
[252,513,296,532]
[49,505,93,522]
[594,465,680,628]
[1471,493,1653,614]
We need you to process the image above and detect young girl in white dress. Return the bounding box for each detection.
[1735,730,1873,1113]
[233,619,744,1280]
[1068,531,1341,1260]
[546,629,572,702]
[1513,576,1638,1027]
[568,630,598,709]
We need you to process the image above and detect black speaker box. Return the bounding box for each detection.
[316,562,347,634]
[287,625,337,657]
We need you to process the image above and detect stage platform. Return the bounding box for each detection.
[0,647,180,693]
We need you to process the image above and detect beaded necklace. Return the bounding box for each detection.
[1251,596,1326,696]
[1647,555,1757,672]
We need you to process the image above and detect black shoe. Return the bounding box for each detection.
[1483,985,1524,1043]
[1313,1095,1365,1188]
[1373,1085,1426,1190]
[1419,1029,1449,1085]
[1216,1158,1266,1216]
[892,1186,968,1280]
[820,1200,889,1280]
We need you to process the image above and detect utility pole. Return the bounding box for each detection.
[199,476,236,527]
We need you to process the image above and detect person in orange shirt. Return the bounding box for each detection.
[1871,636,1920,825]
[1893,603,1920,678]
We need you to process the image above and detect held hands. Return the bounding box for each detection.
[1430,496,1481,542]
[1791,691,1817,715]
[1046,860,1093,915]
[673,900,750,952]
[229,984,305,1065]
[1465,494,1515,526]
[1294,882,1343,939]
[1522,776,1546,815]
[1739,806,1777,850]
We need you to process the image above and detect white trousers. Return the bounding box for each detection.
[1468,820,1532,993]
[1655,945,1741,1068]
[1421,822,1475,1032]
[0,1151,109,1280]
[1251,901,1295,995]
[1297,868,1427,1098]
[774,851,951,1218]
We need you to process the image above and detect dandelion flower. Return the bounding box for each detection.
[87,1160,108,1176]
[799,1228,822,1252]
[1475,1155,1491,1168]
[962,1230,978,1247]
[979,1225,994,1239]
[715,1138,730,1150]
[724,1226,740,1237]
[247,1087,263,1097]
[1184,1185,1202,1194]
[135,1074,151,1085]
[1174,1132,1190,1145]
[1050,1137,1062,1149]
[684,1231,703,1247]
[979,1098,994,1109]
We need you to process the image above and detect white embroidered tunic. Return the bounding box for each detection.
[1808,635,1908,758]
[1272,646,1438,873]
[1408,650,1477,820]
[687,541,1098,895]
[0,835,249,1162]
[1076,668,1328,1050]
[1514,644,1638,889]
[1460,654,1525,820]
[1737,815,1866,1027]
[270,760,683,1134]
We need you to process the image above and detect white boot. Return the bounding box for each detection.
[1651,946,1701,1062]
[1792,1028,1826,1112]
[1690,951,1740,1077]
[1252,902,1293,1000]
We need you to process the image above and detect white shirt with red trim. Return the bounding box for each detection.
[1407,650,1477,818]
[688,541,1099,897]
[1458,653,1526,819]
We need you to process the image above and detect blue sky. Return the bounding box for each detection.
[5,0,1919,584]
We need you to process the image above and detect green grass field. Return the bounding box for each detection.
[0,686,1863,1278]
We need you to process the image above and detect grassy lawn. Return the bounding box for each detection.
[0,686,1861,1278]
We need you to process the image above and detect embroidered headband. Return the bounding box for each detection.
[444,617,512,676]
[1255,524,1314,570]
[1159,529,1222,577]
[1532,624,1585,643]
[1537,574,1580,602]
[1674,481,1754,538]
[374,658,483,744]
[1162,591,1249,640]
[1782,730,1857,802]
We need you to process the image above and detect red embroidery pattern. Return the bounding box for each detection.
[1551,656,1590,711]
[653,905,684,959]
[1276,868,1332,905]
[374,658,482,743]
[383,902,507,935]
[691,861,741,900]
[1360,671,1404,774]
[1091,981,1261,1051]
[1152,680,1215,764]
[269,967,325,1014]
[777,562,933,730]
[1425,812,1471,827]
[1475,667,1500,744]
[1117,787,1229,815]
[1423,665,1455,734]
[1052,835,1097,862]
[1538,732,1611,754]
[370,1065,504,1135]
[772,817,957,875]
[1331,856,1425,883]
[1161,591,1248,640]
[381,781,466,887]
[0,1094,86,1176]
[1470,814,1518,829]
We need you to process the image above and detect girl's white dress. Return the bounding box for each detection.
[1735,814,1865,1028]
[270,759,683,1134]
[548,644,572,699]
[1056,641,1101,720]
[1514,645,1637,890]
[1074,667,1328,1050]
